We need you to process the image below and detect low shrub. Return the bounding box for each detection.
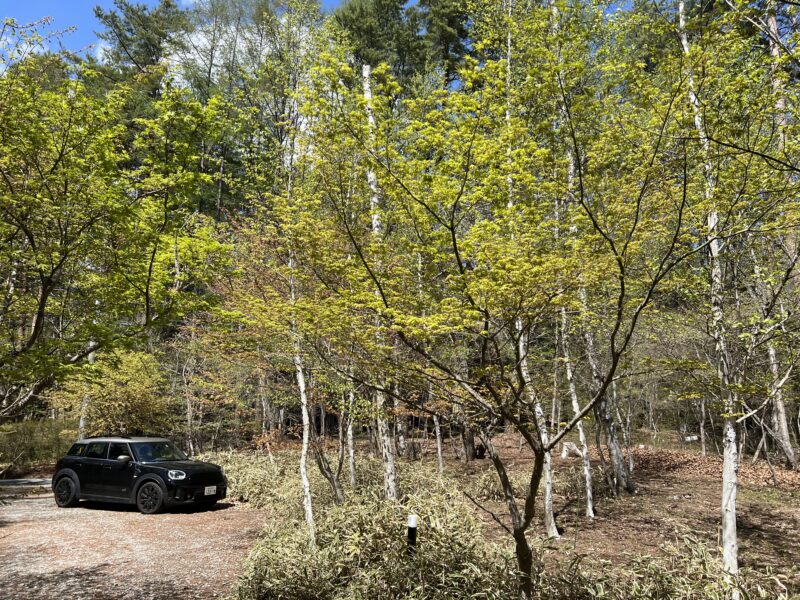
[0,419,76,474]
[206,451,791,600]
[535,539,790,600]
[236,473,517,599]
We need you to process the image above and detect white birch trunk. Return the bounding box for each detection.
[765,4,798,470]
[394,392,407,457]
[700,396,707,456]
[289,253,316,547]
[347,386,357,487]
[768,344,797,468]
[433,412,444,474]
[363,63,397,500]
[376,389,397,499]
[77,343,96,441]
[560,309,595,519]
[293,347,316,547]
[518,324,559,538]
[678,0,738,579]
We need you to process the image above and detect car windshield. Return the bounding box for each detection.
[132,441,187,462]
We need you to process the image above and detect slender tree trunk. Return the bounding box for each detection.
[347,387,357,487]
[751,430,766,465]
[394,392,407,457]
[678,0,738,579]
[186,394,195,456]
[433,412,444,474]
[77,343,96,440]
[293,347,316,546]
[561,309,595,519]
[518,325,559,538]
[582,301,634,494]
[613,382,633,476]
[700,397,707,456]
[312,436,345,505]
[375,389,397,499]
[768,344,797,468]
[485,434,543,600]
[460,423,475,463]
[289,241,316,544]
[363,63,397,500]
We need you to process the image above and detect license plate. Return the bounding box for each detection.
[204,486,217,496]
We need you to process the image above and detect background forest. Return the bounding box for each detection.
[2,0,800,597]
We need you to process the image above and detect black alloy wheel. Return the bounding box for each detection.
[54,477,78,507]
[136,481,164,514]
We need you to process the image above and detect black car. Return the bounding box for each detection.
[52,436,227,514]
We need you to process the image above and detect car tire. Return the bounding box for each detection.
[53,475,79,508]
[136,481,165,514]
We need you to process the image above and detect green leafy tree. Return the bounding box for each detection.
[49,350,172,436]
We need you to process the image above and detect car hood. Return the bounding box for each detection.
[142,460,222,474]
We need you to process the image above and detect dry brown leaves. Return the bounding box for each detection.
[625,446,800,490]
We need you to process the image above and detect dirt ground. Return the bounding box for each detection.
[458,434,800,592]
[0,488,267,600]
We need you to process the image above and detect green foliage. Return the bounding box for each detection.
[239,498,517,600]
[0,419,75,471]
[49,350,173,436]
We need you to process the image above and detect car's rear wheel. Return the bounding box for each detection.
[136,481,164,514]
[54,476,79,508]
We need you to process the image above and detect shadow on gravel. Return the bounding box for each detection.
[0,564,190,600]
[76,500,235,514]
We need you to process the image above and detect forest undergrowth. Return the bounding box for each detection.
[204,441,796,600]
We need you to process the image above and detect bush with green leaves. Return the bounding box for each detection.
[236,468,517,599]
[0,419,76,473]
[206,451,790,600]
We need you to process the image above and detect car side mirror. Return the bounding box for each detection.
[117,455,132,464]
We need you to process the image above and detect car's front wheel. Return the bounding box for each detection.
[53,475,79,508]
[136,481,164,514]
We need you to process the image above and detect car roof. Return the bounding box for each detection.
[76,437,171,443]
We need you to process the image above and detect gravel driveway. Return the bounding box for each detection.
[0,488,267,599]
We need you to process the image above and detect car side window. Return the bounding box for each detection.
[108,442,130,460]
[67,444,85,456]
[85,442,107,459]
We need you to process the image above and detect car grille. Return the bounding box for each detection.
[189,471,223,485]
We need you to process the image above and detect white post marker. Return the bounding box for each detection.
[407,514,418,556]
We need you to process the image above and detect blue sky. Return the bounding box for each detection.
[1,0,342,56]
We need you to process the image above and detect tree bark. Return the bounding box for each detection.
[394,390,407,457]
[363,63,397,500]
[375,388,397,500]
[293,348,316,547]
[518,324,559,538]
[77,343,96,441]
[698,396,707,456]
[560,309,595,519]
[581,300,634,494]
[678,0,738,579]
[768,344,798,468]
[433,412,444,474]
[347,386,357,486]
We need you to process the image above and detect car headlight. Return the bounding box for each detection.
[168,470,186,480]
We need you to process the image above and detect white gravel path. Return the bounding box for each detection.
[0,492,267,599]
